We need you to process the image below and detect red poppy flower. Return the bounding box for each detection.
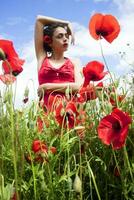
[55,100,78,129]
[89,13,120,43]
[32,140,56,161]
[110,95,125,108]
[77,84,97,102]
[32,140,48,153]
[0,74,16,84]
[83,61,108,87]
[97,108,132,149]
[0,39,25,75]
[43,35,52,44]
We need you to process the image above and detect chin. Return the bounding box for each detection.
[64,47,68,51]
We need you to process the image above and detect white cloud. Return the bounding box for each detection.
[67,22,119,58]
[13,40,38,107]
[113,0,134,13]
[67,0,134,74]
[1,0,134,108]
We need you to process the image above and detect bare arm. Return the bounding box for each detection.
[34,15,74,60]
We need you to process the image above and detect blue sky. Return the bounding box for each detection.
[0,0,118,46]
[0,0,134,107]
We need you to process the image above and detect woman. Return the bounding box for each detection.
[35,15,83,111]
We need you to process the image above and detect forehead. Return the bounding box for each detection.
[53,27,67,36]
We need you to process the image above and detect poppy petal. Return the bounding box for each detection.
[89,13,120,43]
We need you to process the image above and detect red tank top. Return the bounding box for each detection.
[38,57,75,84]
[38,57,75,110]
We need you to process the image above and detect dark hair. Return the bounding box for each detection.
[43,23,70,53]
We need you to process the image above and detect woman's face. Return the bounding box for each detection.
[51,27,69,52]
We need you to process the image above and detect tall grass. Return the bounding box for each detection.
[0,75,133,200]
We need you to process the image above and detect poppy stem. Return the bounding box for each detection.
[99,40,115,86]
[79,138,83,200]
[85,154,101,200]
[99,40,119,107]
[123,146,134,181]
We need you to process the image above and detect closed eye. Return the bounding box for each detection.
[57,33,69,39]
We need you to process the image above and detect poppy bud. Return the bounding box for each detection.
[23,87,29,103]
[24,86,29,97]
[50,146,57,154]
[23,97,29,104]
[114,166,120,177]
[73,175,82,193]
[0,48,6,60]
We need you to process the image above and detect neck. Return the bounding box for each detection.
[51,52,64,60]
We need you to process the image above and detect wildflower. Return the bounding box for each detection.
[77,84,97,102]
[89,13,120,43]
[97,108,132,149]
[32,140,56,162]
[0,74,16,85]
[73,174,82,193]
[83,61,108,87]
[0,39,25,75]
[32,140,48,153]
[55,100,78,129]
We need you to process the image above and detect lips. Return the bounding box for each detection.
[63,43,68,47]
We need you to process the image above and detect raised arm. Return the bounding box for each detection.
[34,15,74,60]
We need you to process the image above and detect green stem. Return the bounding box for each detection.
[79,139,83,200]
[47,162,54,198]
[86,154,101,200]
[10,85,19,200]
[99,40,115,84]
[99,40,119,107]
[123,146,134,181]
[31,156,37,200]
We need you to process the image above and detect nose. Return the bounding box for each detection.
[63,34,68,41]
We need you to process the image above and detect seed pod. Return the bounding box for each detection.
[73,175,82,193]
